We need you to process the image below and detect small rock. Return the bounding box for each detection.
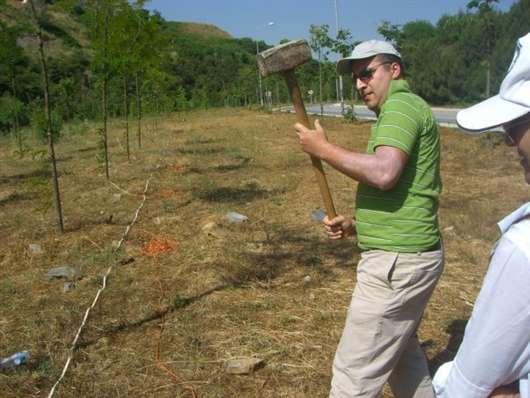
[28,243,43,255]
[153,217,162,225]
[224,357,264,375]
[311,209,326,222]
[46,266,83,281]
[303,275,312,285]
[443,225,455,232]
[226,212,248,223]
[63,282,75,292]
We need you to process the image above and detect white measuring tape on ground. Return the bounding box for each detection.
[47,177,151,398]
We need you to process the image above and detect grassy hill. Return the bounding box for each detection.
[169,20,232,40]
[1,1,233,62]
[0,0,267,128]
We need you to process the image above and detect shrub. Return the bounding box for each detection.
[31,110,62,143]
[0,96,25,135]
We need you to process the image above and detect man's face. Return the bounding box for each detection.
[352,56,399,112]
[504,113,530,184]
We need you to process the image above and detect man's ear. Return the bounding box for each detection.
[391,63,401,79]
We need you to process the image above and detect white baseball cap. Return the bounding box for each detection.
[457,33,530,131]
[336,40,401,76]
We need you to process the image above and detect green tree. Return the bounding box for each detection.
[98,0,112,179]
[309,24,332,115]
[85,0,120,178]
[467,0,500,97]
[329,27,355,116]
[111,0,139,160]
[128,2,164,149]
[0,23,27,150]
[25,0,65,232]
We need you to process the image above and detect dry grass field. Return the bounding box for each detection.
[0,108,527,397]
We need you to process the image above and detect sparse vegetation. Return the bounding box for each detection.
[0,109,526,397]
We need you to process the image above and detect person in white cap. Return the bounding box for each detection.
[294,40,443,397]
[432,33,530,398]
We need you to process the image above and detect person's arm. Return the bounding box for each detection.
[294,119,408,191]
[434,229,530,398]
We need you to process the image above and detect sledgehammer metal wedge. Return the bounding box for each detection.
[257,39,337,219]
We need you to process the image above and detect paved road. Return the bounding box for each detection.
[281,102,462,128]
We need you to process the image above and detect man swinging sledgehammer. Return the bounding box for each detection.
[295,40,444,398]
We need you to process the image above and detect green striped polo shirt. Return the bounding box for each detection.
[355,79,441,252]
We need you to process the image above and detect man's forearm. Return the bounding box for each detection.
[319,142,403,190]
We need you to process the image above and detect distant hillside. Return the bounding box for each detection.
[1,1,233,64]
[170,21,232,40]
[0,0,272,132]
[1,0,88,61]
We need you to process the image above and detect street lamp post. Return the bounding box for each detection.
[334,0,345,114]
[256,22,274,107]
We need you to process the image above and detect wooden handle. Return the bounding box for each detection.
[283,69,337,219]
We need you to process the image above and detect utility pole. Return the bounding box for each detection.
[334,0,345,114]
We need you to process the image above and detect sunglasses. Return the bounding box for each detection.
[352,61,393,82]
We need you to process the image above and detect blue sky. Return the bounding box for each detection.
[145,0,518,46]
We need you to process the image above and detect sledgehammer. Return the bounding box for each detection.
[257,39,337,219]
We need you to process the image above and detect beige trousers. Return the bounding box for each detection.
[329,248,444,398]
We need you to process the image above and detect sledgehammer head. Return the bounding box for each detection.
[257,39,312,77]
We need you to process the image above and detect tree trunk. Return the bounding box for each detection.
[102,76,110,179]
[155,95,160,134]
[102,9,110,179]
[124,76,130,161]
[29,0,64,232]
[135,72,142,148]
[10,74,21,154]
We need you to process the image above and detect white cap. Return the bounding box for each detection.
[336,40,401,75]
[457,33,530,131]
